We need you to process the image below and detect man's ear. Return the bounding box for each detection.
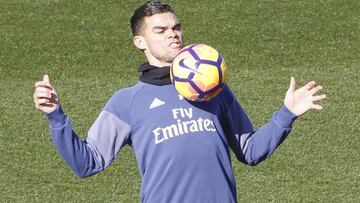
[133,36,147,50]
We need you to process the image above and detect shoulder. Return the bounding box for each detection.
[109,82,146,104]
[188,84,238,116]
[103,82,146,122]
[212,84,237,105]
[213,84,245,114]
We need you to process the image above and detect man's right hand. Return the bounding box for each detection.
[33,75,59,114]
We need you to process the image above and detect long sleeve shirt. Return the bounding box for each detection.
[47,82,296,203]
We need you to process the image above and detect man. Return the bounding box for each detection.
[33,1,326,202]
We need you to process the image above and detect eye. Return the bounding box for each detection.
[156,30,165,34]
[173,25,181,31]
[153,27,166,34]
[173,23,181,31]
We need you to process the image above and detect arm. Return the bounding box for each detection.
[223,77,326,165]
[223,103,296,165]
[47,106,104,177]
[34,75,130,177]
[47,106,130,177]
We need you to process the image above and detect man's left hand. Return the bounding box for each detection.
[284,77,326,116]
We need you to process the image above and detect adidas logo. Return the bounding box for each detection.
[149,98,165,109]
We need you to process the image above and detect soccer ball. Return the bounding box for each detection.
[170,44,226,102]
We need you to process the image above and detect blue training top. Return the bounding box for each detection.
[47,80,296,203]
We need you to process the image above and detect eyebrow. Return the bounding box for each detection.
[152,23,181,31]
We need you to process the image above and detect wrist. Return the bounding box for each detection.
[274,106,298,129]
[46,105,67,128]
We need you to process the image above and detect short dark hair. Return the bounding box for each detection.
[130,1,176,36]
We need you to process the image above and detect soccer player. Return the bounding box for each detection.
[33,1,326,202]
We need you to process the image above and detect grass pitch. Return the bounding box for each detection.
[1,0,359,202]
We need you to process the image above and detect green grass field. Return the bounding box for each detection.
[1,0,359,202]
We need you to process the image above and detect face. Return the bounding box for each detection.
[134,12,184,67]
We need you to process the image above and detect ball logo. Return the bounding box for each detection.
[178,58,202,75]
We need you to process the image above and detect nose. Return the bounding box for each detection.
[167,28,177,38]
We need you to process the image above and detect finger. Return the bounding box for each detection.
[310,85,323,95]
[303,80,316,90]
[312,94,326,102]
[36,98,49,105]
[35,103,46,111]
[34,91,52,99]
[34,99,47,110]
[34,87,52,97]
[34,99,52,111]
[34,81,52,90]
[35,86,51,93]
[43,75,51,86]
[35,81,46,88]
[34,102,41,110]
[311,104,323,110]
[287,76,296,93]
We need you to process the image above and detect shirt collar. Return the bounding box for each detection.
[138,63,172,86]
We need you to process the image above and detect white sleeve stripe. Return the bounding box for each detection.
[238,133,251,154]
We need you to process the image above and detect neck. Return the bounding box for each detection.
[145,55,171,67]
[148,61,171,68]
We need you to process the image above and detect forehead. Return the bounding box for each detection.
[144,12,179,29]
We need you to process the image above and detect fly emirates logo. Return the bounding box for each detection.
[153,108,216,144]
